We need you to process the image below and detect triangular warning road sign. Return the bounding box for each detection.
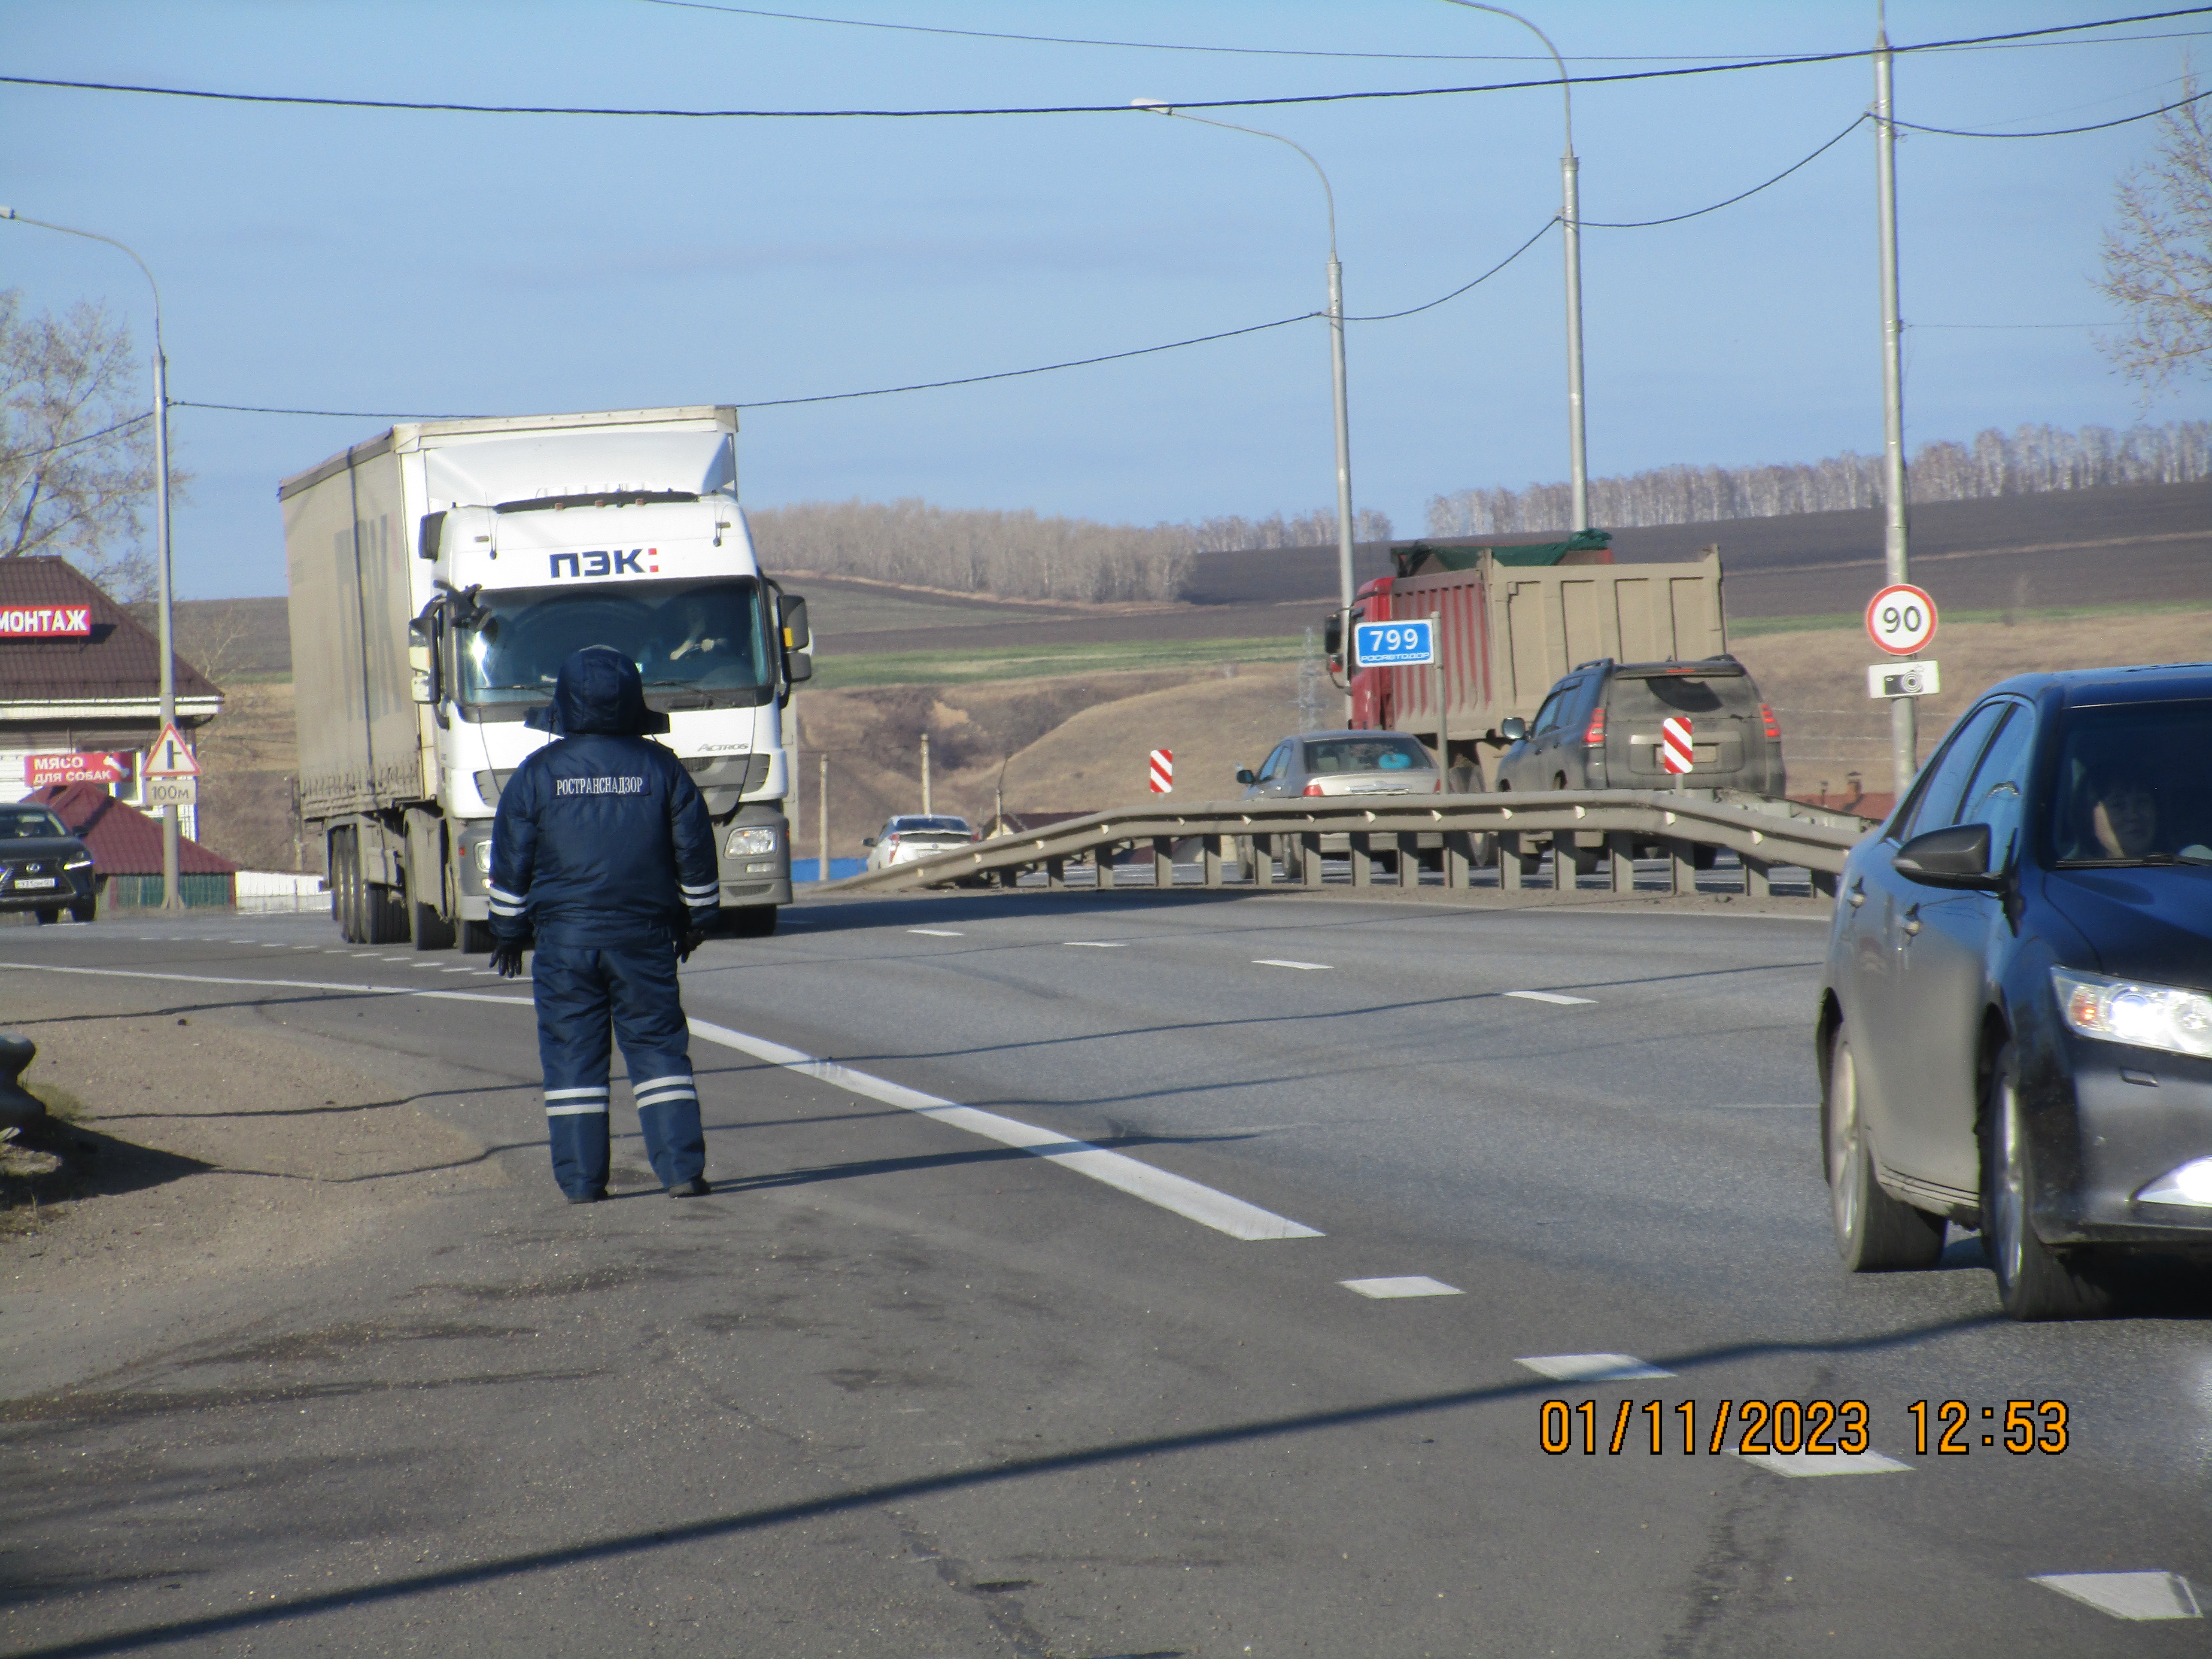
[143,723,201,778]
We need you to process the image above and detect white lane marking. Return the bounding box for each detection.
[685,1016,1322,1243]
[0,962,530,1008]
[2033,1572,2203,1621]
[1253,959,1331,971]
[1064,941,1127,948]
[1516,1353,1675,1382]
[907,928,963,937]
[1342,1276,1462,1299]
[1737,1449,1911,1477]
[1705,1103,1818,1110]
[441,966,477,973]
[1505,990,1596,1006]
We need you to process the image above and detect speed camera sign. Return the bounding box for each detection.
[1866,583,1937,656]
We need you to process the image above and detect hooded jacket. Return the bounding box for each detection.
[489,647,720,947]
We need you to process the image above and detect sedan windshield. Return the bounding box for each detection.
[457,578,772,708]
[1303,736,1435,774]
[2050,700,2212,864]
[0,807,70,839]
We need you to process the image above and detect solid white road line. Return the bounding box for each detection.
[0,962,530,1009]
[1516,1353,1675,1382]
[1253,959,1331,971]
[1737,1449,1911,1477]
[907,928,963,937]
[1505,990,1596,1006]
[1705,1103,1819,1110]
[2032,1572,2203,1621]
[1341,1276,1462,1299]
[686,1017,1322,1243]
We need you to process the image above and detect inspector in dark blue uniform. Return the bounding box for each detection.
[489,647,722,1202]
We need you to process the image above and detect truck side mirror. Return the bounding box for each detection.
[785,652,813,684]
[417,510,447,561]
[778,594,811,651]
[1322,615,1342,656]
[1235,768,1256,785]
[406,615,440,704]
[1499,716,1527,743]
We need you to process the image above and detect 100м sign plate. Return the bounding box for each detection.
[1354,620,1435,666]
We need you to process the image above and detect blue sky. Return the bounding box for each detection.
[4,1,2203,599]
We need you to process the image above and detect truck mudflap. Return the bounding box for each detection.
[715,800,791,910]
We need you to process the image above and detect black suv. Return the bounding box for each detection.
[1492,654,1785,796]
[0,803,98,924]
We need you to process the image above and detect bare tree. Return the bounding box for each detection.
[2094,75,2212,397]
[0,289,184,602]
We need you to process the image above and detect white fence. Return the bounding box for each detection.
[234,870,329,915]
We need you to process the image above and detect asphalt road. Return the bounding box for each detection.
[4,890,2209,1657]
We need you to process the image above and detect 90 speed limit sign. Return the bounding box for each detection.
[1866,583,1938,656]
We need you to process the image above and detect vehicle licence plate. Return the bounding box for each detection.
[12,878,57,889]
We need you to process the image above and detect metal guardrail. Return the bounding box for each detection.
[826,789,1871,899]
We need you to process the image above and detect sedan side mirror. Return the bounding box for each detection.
[860,836,875,848]
[1235,768,1256,785]
[1893,823,2003,890]
[1499,716,1528,743]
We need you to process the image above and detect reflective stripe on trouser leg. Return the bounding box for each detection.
[602,942,705,1188]
[532,945,616,1198]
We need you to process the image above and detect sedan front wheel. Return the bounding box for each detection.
[1981,1042,2111,1320]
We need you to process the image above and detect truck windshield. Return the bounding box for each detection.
[456,577,772,709]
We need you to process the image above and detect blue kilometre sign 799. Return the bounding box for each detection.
[1353,619,1435,666]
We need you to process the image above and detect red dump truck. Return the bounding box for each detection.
[1331,532,1731,790]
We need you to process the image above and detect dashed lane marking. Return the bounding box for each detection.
[1505,990,1596,1006]
[1254,959,1331,971]
[1064,941,1127,948]
[441,967,477,973]
[1705,1103,1819,1110]
[907,928,963,937]
[2033,1573,2203,1621]
[685,1017,1323,1243]
[1738,1449,1911,1477]
[1516,1354,1675,1382]
[1342,1276,1462,1299]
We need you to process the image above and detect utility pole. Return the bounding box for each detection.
[817,753,829,883]
[1874,18,1916,797]
[920,731,932,816]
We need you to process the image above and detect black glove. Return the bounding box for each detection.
[676,928,708,964]
[489,939,527,978]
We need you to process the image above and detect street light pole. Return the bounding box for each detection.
[1873,23,1917,798]
[1437,3,1588,530]
[1,207,182,910]
[1133,100,1359,714]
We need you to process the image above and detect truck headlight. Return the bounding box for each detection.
[2053,968,2212,1059]
[726,826,778,857]
[471,840,494,875]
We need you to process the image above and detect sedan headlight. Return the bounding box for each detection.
[726,826,778,857]
[2052,968,2212,1060]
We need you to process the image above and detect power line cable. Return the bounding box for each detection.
[1343,218,1556,322]
[1580,115,1867,228]
[639,0,2211,63]
[1895,83,2206,136]
[5,7,2206,119]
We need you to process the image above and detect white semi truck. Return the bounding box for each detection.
[280,405,809,949]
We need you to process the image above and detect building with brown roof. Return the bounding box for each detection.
[0,557,222,835]
[27,782,238,908]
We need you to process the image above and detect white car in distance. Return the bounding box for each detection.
[863,815,979,872]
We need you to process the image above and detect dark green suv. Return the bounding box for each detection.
[1493,654,1786,796]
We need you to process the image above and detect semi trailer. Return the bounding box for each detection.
[281,405,810,949]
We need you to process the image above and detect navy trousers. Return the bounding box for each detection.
[531,940,705,1197]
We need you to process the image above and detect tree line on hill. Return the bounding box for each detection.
[1425,419,2211,538]
[747,499,1395,604]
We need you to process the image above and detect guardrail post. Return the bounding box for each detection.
[1047,855,1066,889]
[1349,832,1372,887]
[1810,869,1839,899]
[1607,831,1637,893]
[1152,837,1173,888]
[1257,833,1281,887]
[1202,835,1222,887]
[1669,839,1696,896]
[1498,830,1523,892]
[1301,831,1323,887]
[1550,832,1573,892]
[1744,855,1771,898]
[1444,830,1470,890]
